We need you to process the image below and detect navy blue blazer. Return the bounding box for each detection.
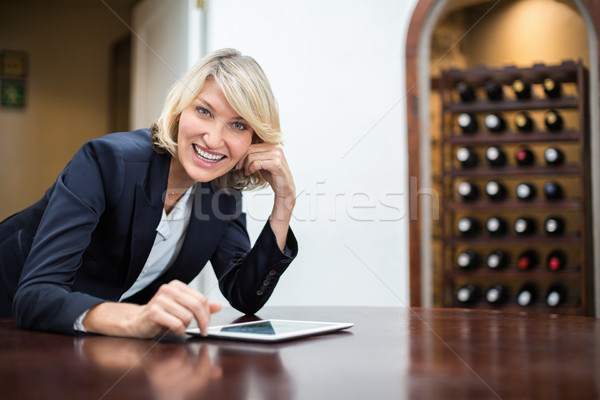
[0,129,297,335]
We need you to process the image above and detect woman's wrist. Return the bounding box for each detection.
[83,302,141,337]
[271,195,295,222]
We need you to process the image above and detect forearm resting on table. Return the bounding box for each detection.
[82,302,145,337]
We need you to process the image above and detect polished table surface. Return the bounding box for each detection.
[1,306,599,400]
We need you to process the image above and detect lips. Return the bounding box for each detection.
[192,144,226,163]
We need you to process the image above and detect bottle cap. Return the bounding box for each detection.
[457,182,473,197]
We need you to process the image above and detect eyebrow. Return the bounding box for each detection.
[195,98,215,114]
[194,97,248,123]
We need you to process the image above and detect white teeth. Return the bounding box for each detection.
[193,144,225,162]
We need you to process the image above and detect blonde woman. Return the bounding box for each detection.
[0,48,297,338]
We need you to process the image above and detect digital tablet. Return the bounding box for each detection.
[186,319,353,343]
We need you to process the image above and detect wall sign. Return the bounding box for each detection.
[1,51,28,109]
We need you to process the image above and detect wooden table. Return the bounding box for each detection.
[1,307,598,399]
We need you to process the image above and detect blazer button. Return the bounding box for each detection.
[269,270,277,276]
[256,290,264,295]
[262,279,270,286]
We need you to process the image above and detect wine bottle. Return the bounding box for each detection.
[457,217,480,237]
[456,80,476,102]
[486,216,507,237]
[484,113,506,133]
[485,146,506,167]
[544,216,565,236]
[545,110,564,131]
[515,147,535,166]
[546,283,567,307]
[515,111,534,132]
[543,78,562,98]
[516,283,538,307]
[456,147,478,168]
[486,285,508,305]
[512,79,532,99]
[517,250,538,271]
[484,80,503,101]
[457,250,479,270]
[457,113,478,134]
[457,181,479,202]
[544,147,564,166]
[515,182,536,201]
[457,284,480,305]
[485,180,507,201]
[547,250,566,271]
[514,217,536,235]
[543,181,563,200]
[486,250,508,270]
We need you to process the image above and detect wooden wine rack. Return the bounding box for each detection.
[438,60,593,316]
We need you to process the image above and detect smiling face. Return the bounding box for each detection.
[175,78,254,184]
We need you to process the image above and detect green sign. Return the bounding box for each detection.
[1,79,25,108]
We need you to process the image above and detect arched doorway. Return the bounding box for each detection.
[406,0,599,315]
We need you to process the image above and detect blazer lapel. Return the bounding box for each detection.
[159,183,239,284]
[124,152,170,290]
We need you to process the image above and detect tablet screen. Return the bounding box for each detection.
[220,320,334,335]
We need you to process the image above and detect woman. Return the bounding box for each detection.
[0,48,297,338]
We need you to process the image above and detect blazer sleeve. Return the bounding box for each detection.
[12,139,125,335]
[210,214,298,315]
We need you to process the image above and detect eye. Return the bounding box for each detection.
[232,121,249,131]
[196,107,211,117]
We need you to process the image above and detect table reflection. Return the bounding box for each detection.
[76,335,293,400]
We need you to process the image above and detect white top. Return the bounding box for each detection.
[119,185,195,299]
[73,185,195,331]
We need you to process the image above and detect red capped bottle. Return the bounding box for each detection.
[517,250,538,271]
[547,250,566,271]
[515,147,535,166]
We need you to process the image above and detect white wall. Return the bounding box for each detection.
[197,0,419,308]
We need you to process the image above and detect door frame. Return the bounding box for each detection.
[405,0,600,308]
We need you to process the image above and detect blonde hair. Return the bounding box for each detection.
[152,48,281,190]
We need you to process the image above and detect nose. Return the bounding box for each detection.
[202,122,226,149]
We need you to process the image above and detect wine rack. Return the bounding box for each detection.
[438,61,593,316]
